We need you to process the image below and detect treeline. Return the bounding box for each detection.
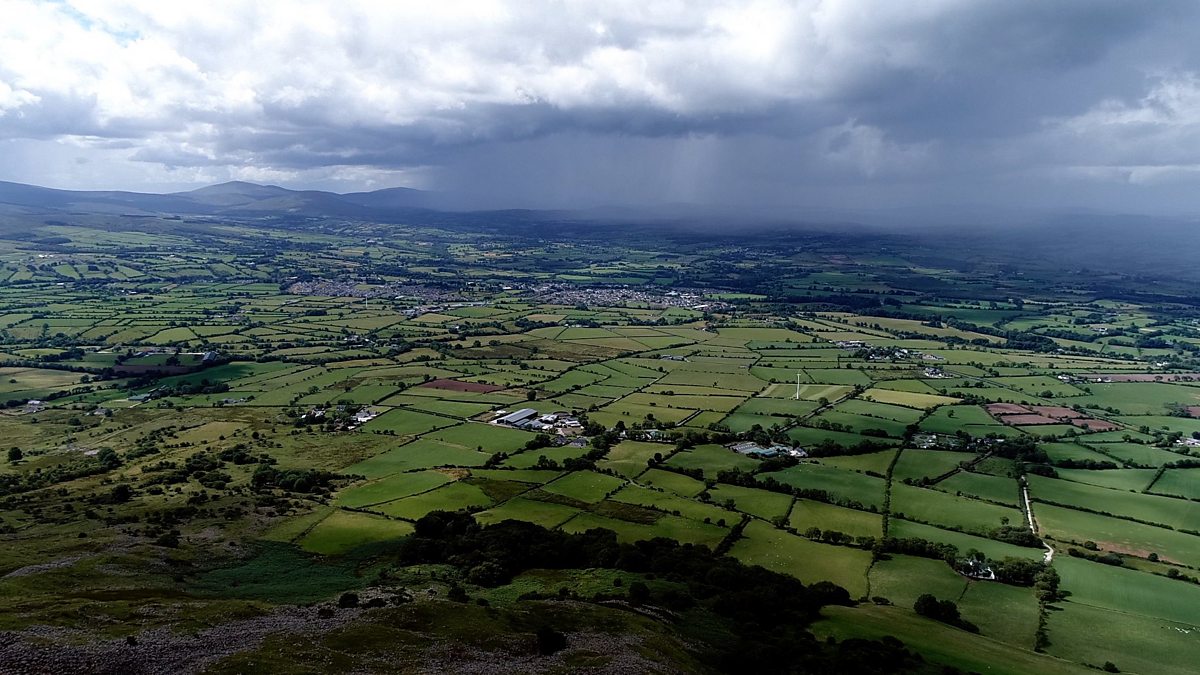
[396,511,937,673]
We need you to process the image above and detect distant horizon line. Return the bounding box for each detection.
[1,177,1199,225]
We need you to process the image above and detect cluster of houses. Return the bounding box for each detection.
[492,408,583,435]
[728,441,807,458]
[912,433,963,450]
[301,405,379,429]
[1058,373,1109,384]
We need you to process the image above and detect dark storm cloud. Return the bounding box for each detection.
[2,1,1200,213]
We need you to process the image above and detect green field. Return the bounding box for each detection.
[730,521,873,597]
[298,510,414,554]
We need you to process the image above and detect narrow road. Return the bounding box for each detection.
[1022,482,1055,563]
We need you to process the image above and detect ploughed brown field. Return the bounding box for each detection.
[999,414,1060,426]
[985,403,1121,431]
[1029,405,1084,418]
[985,402,1031,415]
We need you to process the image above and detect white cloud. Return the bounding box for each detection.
[0,80,39,115]
[1041,74,1200,179]
[818,119,932,177]
[0,1,1056,146]
[0,0,1196,212]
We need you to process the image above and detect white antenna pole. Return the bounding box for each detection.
[794,372,801,400]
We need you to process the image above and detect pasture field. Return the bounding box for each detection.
[428,422,537,453]
[936,471,1020,506]
[1150,468,1200,499]
[705,483,793,520]
[1084,441,1190,468]
[890,483,1022,534]
[1035,503,1200,567]
[1114,415,1200,436]
[298,510,414,555]
[920,404,1010,435]
[1074,383,1200,415]
[1054,467,1158,491]
[609,484,732,523]
[639,468,707,497]
[730,521,872,597]
[786,425,902,448]
[541,470,626,503]
[560,511,728,547]
[868,554,966,609]
[955,581,1040,648]
[1040,442,1116,464]
[472,497,582,528]
[361,409,459,436]
[1054,556,1200,625]
[1029,474,1200,531]
[597,440,664,478]
[892,450,976,482]
[813,606,1091,675]
[814,449,897,474]
[375,481,494,519]
[500,444,588,468]
[812,409,910,437]
[788,499,883,538]
[1043,601,1200,675]
[335,470,454,508]
[888,520,1044,561]
[860,388,958,409]
[663,443,758,476]
[344,439,491,477]
[765,463,888,509]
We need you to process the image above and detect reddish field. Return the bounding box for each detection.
[417,378,505,393]
[1069,418,1121,431]
[1029,405,1084,419]
[1188,406,1200,418]
[985,403,1031,415]
[998,414,1059,425]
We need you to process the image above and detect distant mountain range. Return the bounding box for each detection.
[2,179,1198,250]
[0,180,445,220]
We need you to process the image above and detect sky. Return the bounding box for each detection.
[2,0,1200,215]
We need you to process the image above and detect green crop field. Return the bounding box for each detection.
[298,510,415,554]
[1043,601,1200,675]
[541,470,626,503]
[1029,474,1200,531]
[1150,468,1200,499]
[1035,503,1200,567]
[890,483,1022,534]
[766,463,888,509]
[730,521,873,597]
[868,554,967,609]
[706,483,793,520]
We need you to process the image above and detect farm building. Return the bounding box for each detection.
[729,441,803,458]
[495,408,538,426]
